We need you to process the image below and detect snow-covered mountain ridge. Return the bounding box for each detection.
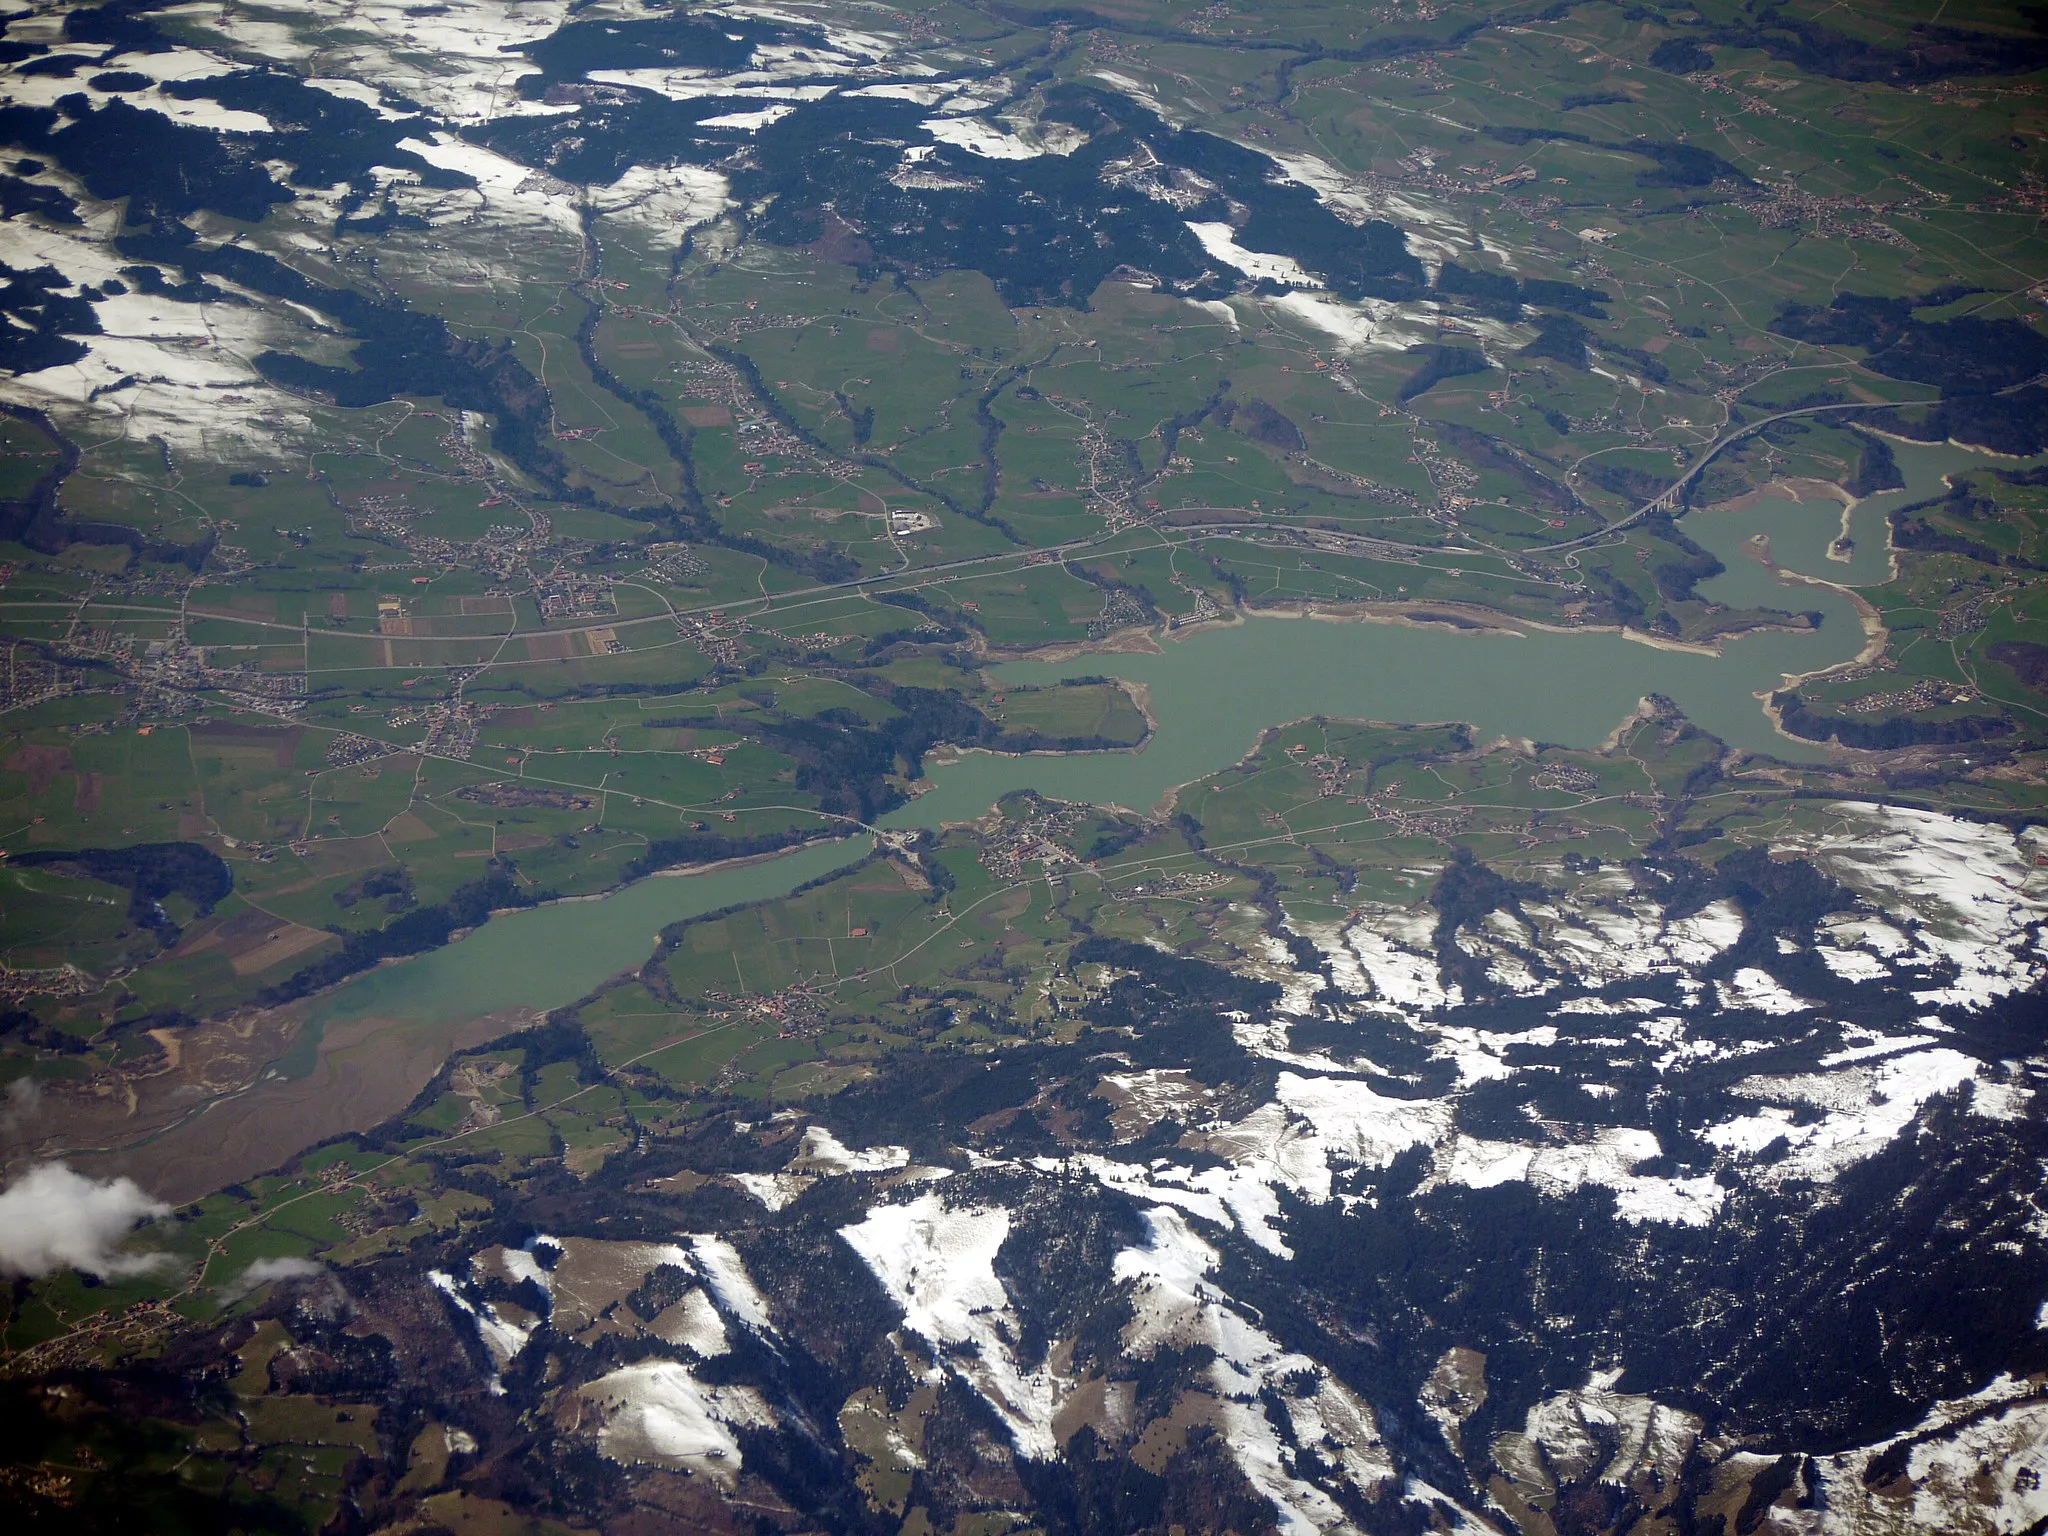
[411,799,2048,1535]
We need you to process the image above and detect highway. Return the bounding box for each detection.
[1536,399,1902,556]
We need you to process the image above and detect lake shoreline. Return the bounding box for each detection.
[67,444,2030,1200]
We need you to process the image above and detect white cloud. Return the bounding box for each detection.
[225,1255,327,1298]
[0,1163,172,1279]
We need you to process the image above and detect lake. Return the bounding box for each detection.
[298,835,875,1056]
[219,440,2013,1143]
[891,441,1997,822]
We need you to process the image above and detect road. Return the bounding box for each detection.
[1535,400,1901,555]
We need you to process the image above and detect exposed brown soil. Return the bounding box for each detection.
[175,908,275,958]
[524,629,581,660]
[806,211,874,266]
[36,1003,542,1205]
[228,924,333,976]
[7,1002,313,1183]
[7,744,73,796]
[174,911,339,977]
[190,720,302,768]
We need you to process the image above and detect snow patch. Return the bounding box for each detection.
[1663,900,1744,965]
[1115,1207,1394,1530]
[792,1126,910,1174]
[580,1360,774,1484]
[1716,966,1810,1015]
[1171,1072,1453,1254]
[700,103,796,131]
[1497,1377,1702,1497]
[428,1269,535,1370]
[1718,1048,1986,1183]
[846,81,960,106]
[1188,222,1320,288]
[397,134,584,235]
[924,115,1043,160]
[688,1235,774,1331]
[839,1193,1065,1458]
[0,222,314,457]
[1314,911,1462,1016]
[1816,1374,2048,1535]
[179,0,570,123]
[302,76,417,119]
[1085,68,1173,122]
[731,1171,813,1211]
[651,1288,731,1358]
[1802,804,2048,1010]
[587,164,734,237]
[1433,1128,1724,1226]
[1816,943,1891,983]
